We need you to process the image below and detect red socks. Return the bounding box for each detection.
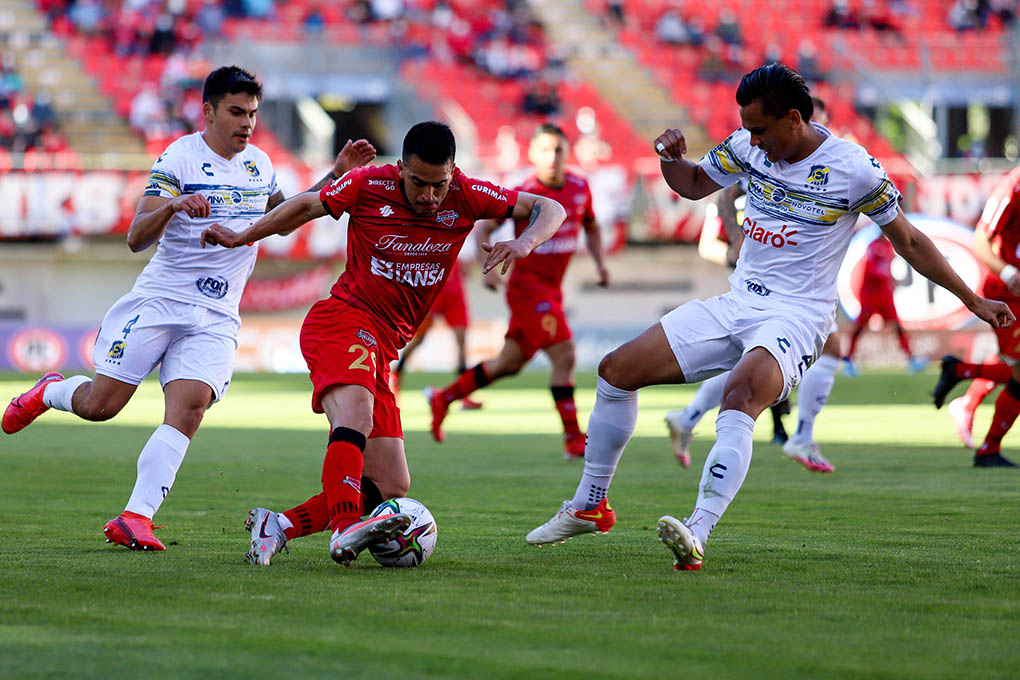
[283,493,329,540]
[441,363,492,403]
[956,361,1011,383]
[551,384,581,436]
[322,427,367,532]
[977,380,1020,457]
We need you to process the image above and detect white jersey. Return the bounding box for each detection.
[699,124,900,309]
[133,132,278,321]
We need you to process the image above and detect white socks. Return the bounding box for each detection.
[694,409,755,526]
[124,424,190,519]
[571,377,638,510]
[678,372,727,431]
[42,375,91,413]
[791,355,840,444]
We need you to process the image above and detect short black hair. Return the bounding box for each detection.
[402,121,456,166]
[736,63,813,122]
[202,66,262,108]
[532,122,566,140]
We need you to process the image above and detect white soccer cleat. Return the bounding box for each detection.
[656,515,704,571]
[329,512,412,566]
[664,410,693,468]
[525,498,616,545]
[947,396,976,449]
[244,507,289,566]
[782,439,835,473]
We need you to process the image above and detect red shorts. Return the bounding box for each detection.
[505,283,572,360]
[300,296,402,438]
[857,289,899,324]
[994,299,1020,360]
[429,281,469,329]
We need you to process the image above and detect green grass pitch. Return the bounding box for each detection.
[1,369,1018,679]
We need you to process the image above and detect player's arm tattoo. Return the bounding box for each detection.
[717,184,743,242]
[307,170,340,194]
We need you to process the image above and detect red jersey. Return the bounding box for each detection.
[319,164,518,346]
[859,237,895,297]
[508,171,594,291]
[978,166,1020,302]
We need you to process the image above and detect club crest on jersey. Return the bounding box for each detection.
[107,340,126,359]
[436,210,458,227]
[196,275,229,299]
[807,165,830,186]
[357,329,377,347]
[243,160,260,178]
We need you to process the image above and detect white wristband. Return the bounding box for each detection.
[1000,264,1019,283]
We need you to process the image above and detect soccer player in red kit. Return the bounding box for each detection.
[932,166,1020,467]
[842,234,928,376]
[201,121,567,565]
[426,123,610,458]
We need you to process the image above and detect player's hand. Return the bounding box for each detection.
[333,139,376,177]
[653,128,687,163]
[482,268,502,291]
[201,223,249,249]
[481,239,530,275]
[970,297,1015,329]
[595,263,610,287]
[171,193,211,219]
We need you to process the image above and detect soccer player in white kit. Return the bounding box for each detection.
[2,66,376,551]
[525,64,1013,571]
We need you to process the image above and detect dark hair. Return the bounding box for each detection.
[736,63,813,122]
[532,122,566,140]
[402,121,456,165]
[202,66,262,108]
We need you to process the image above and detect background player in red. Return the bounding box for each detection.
[426,123,610,459]
[201,121,567,565]
[842,233,929,376]
[391,258,483,410]
[932,165,1020,466]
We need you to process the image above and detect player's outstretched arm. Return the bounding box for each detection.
[481,193,566,275]
[581,217,610,287]
[654,128,723,200]
[201,192,326,249]
[882,212,1015,328]
[127,193,211,253]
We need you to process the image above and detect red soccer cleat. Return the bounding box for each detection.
[425,386,449,443]
[460,397,483,410]
[104,511,166,551]
[2,372,64,435]
[563,431,586,459]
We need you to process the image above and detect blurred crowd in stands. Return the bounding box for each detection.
[0,52,67,152]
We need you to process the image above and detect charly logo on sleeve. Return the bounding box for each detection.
[196,275,229,299]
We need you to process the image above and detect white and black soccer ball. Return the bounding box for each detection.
[367,497,437,568]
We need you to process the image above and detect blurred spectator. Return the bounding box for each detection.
[989,0,1017,26]
[69,0,105,35]
[150,13,178,55]
[714,9,742,46]
[948,0,983,30]
[862,0,904,37]
[656,8,703,47]
[797,41,827,82]
[303,3,325,33]
[195,0,226,35]
[825,0,861,28]
[521,75,561,116]
[241,0,275,20]
[371,0,405,22]
[130,84,169,139]
[605,0,625,28]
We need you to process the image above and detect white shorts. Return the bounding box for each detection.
[93,292,240,403]
[660,292,834,402]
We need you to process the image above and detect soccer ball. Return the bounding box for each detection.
[367,497,437,568]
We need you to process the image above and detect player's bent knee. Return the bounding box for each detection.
[377,475,410,500]
[598,352,635,390]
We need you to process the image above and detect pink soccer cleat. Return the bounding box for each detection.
[2,372,64,435]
